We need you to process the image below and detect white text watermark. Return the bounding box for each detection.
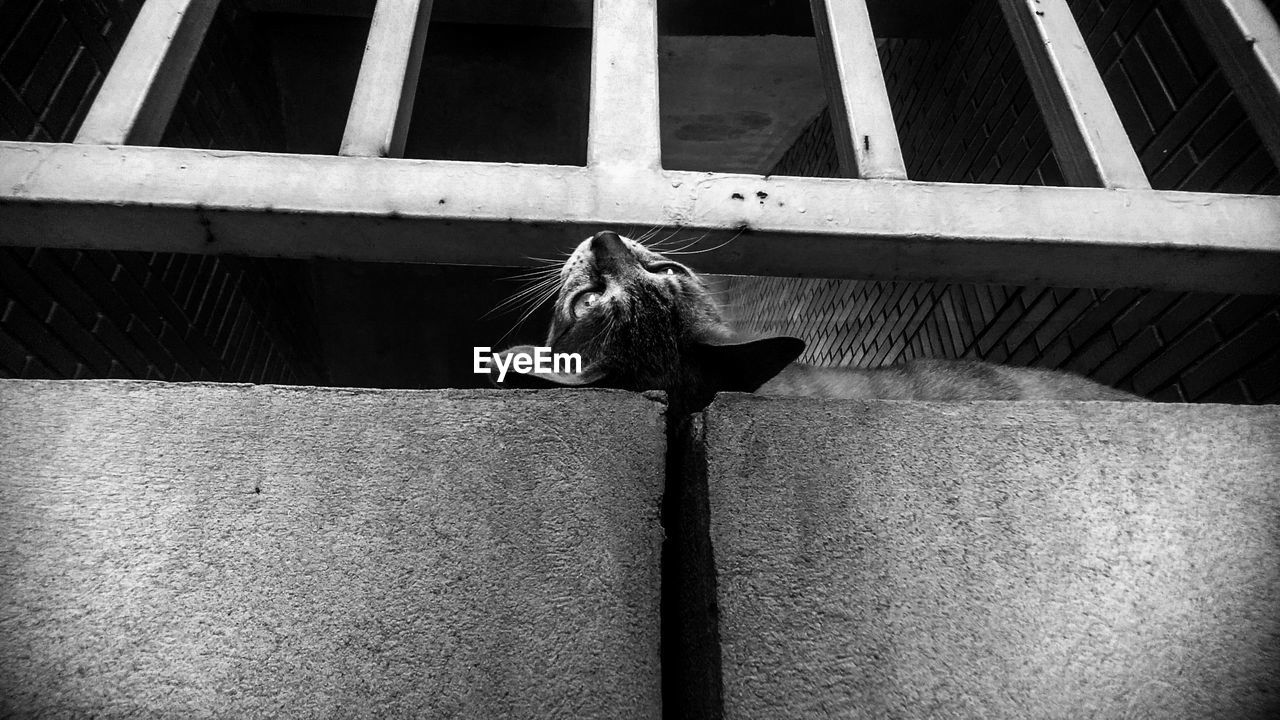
[474,347,583,382]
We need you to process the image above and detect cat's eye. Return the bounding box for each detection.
[649,263,684,277]
[572,291,602,318]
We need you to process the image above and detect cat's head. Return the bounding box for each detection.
[495,230,803,412]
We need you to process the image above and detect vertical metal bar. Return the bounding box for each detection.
[1180,0,1280,168]
[74,0,221,146]
[809,0,907,179]
[588,0,661,170]
[340,0,435,158]
[997,0,1150,188]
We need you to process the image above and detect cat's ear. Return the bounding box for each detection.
[488,345,608,389]
[694,336,805,392]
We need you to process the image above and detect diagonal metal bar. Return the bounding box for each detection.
[998,0,1150,188]
[75,0,222,146]
[340,0,435,158]
[809,0,908,179]
[1180,0,1280,169]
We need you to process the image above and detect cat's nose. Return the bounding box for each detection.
[590,231,634,274]
[591,231,627,257]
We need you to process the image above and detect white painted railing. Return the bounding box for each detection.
[72,0,221,146]
[340,0,435,158]
[809,0,906,179]
[2,0,1279,293]
[997,0,1149,189]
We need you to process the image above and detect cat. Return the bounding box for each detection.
[494,230,1139,412]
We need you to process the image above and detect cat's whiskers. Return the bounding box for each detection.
[496,253,565,281]
[634,225,665,245]
[642,227,686,250]
[491,284,565,346]
[497,283,560,314]
[494,269,561,298]
[501,266,562,281]
[653,237,706,255]
[484,273,562,319]
[597,314,620,362]
[506,284,562,338]
[655,229,742,256]
[582,306,619,360]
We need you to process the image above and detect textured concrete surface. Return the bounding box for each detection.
[0,381,665,719]
[699,396,1280,719]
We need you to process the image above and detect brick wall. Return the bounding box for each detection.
[725,0,1280,403]
[0,0,322,383]
[161,0,285,151]
[0,0,136,143]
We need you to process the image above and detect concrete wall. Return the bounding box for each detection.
[3,381,1278,718]
[0,382,665,718]
[693,395,1280,719]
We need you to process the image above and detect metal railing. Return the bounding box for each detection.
[1,0,1278,293]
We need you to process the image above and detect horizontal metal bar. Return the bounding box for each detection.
[1180,0,1280,169]
[340,0,434,158]
[998,0,1150,189]
[809,0,908,179]
[589,0,661,169]
[75,0,221,146]
[1,142,1277,293]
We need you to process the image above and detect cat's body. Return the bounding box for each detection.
[497,231,1139,411]
[761,359,1136,401]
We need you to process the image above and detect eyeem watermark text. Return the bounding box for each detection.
[474,347,582,382]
